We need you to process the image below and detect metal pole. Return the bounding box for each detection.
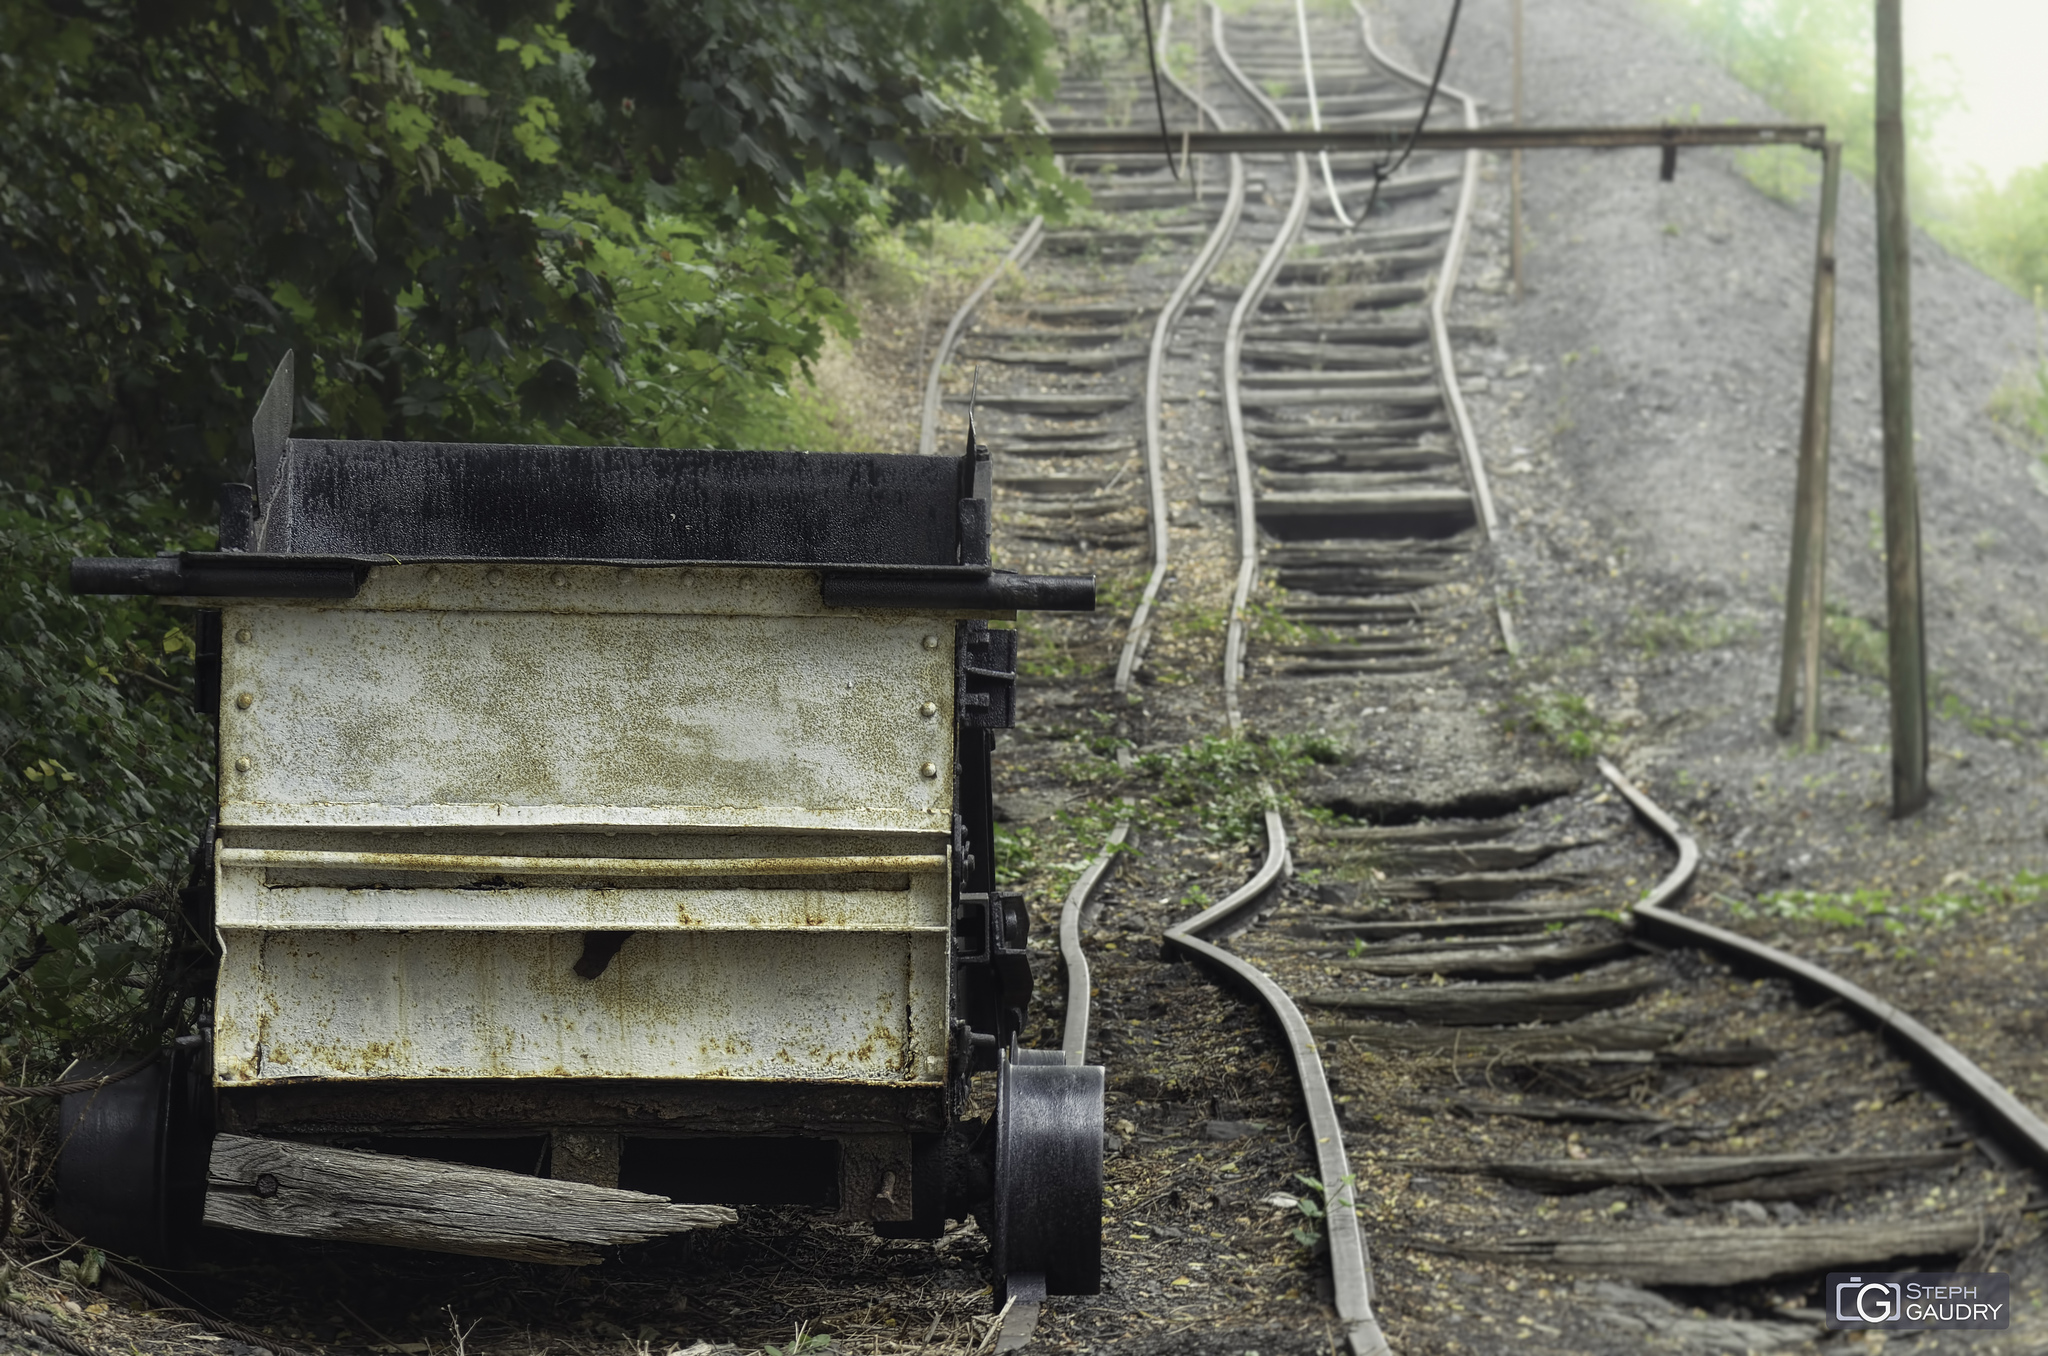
[1774,141,1841,749]
[1875,0,1928,816]
[1511,0,1524,296]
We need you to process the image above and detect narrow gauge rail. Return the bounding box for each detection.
[930,3,2048,1354]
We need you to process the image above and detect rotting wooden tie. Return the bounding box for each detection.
[205,1134,733,1265]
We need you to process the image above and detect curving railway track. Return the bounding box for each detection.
[932,3,2048,1353]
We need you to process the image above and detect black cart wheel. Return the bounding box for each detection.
[993,1046,1103,1303]
[55,1040,211,1264]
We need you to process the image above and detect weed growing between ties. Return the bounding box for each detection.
[999,730,1347,902]
[1503,686,1612,759]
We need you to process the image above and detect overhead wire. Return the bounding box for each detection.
[1136,0,1180,178]
[1358,0,1465,220]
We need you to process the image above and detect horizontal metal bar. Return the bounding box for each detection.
[217,848,948,878]
[1036,124,1824,156]
[821,569,1095,612]
[72,555,365,598]
[216,895,949,931]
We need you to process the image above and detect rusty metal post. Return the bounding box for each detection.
[1774,141,1841,749]
[1876,0,1929,815]
[1510,0,1524,296]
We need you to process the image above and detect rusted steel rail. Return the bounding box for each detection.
[1032,123,1824,155]
[1601,756,2048,1177]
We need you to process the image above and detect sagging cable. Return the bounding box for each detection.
[1138,0,1180,179]
[1359,0,1464,220]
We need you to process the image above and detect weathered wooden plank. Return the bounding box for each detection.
[1024,303,1147,323]
[1437,1096,1672,1125]
[1375,842,1590,872]
[1241,367,1437,389]
[1309,1018,1686,1055]
[1256,489,1473,517]
[1328,936,1632,977]
[1247,320,1494,343]
[1277,250,1444,281]
[1299,913,1610,940]
[1257,450,1457,474]
[205,1134,734,1265]
[943,393,1131,415]
[959,346,1146,371]
[1243,343,1425,369]
[1278,657,1453,676]
[1305,965,1661,1025]
[1247,416,1449,439]
[996,437,1137,458]
[1427,1149,1963,1196]
[1241,385,1444,408]
[1422,1215,1986,1285]
[1258,284,1431,311]
[1310,823,1511,846]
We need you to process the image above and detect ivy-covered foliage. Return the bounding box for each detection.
[0,0,1062,494]
[2,482,214,1069]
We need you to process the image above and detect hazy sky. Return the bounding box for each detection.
[1906,0,2048,186]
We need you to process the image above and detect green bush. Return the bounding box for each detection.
[1935,168,2048,298]
[1,483,213,1076]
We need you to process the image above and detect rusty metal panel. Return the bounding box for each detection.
[214,928,949,1085]
[217,595,955,833]
[214,854,948,932]
[209,564,959,1092]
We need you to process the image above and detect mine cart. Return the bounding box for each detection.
[61,357,1102,1303]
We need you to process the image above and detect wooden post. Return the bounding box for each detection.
[1875,0,1929,815]
[1510,0,1524,296]
[1773,141,1841,750]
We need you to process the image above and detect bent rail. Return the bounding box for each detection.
[1598,755,2048,1177]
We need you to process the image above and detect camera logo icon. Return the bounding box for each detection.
[1835,1277,1901,1324]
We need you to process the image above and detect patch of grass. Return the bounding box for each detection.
[1934,689,2038,749]
[847,217,1018,308]
[1504,688,1611,758]
[1626,606,1751,655]
[1935,168,2048,300]
[1017,613,1093,680]
[1730,871,2048,938]
[1247,599,1341,647]
[1155,593,1230,645]
[1985,293,2048,494]
[1209,244,1264,291]
[1138,731,1347,846]
[1823,606,1889,680]
[1732,145,1820,206]
[997,795,1149,903]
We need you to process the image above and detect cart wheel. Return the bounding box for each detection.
[993,1046,1103,1303]
[55,1040,211,1264]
